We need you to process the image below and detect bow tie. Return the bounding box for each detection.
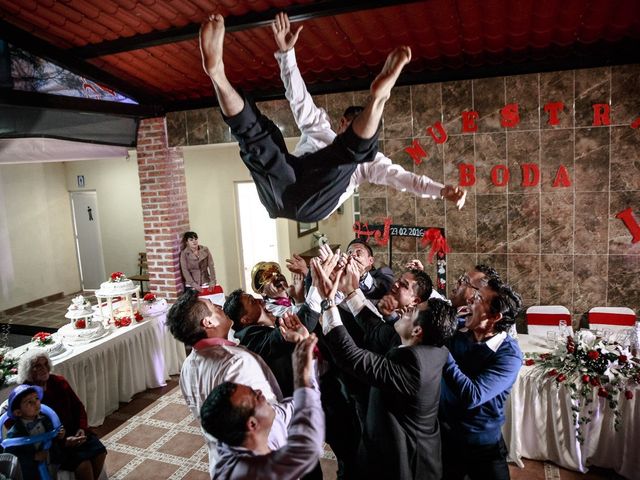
[274,297,292,307]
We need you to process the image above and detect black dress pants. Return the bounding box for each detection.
[224,94,378,222]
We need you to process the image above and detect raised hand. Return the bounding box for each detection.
[287,273,305,303]
[286,253,308,276]
[318,243,333,262]
[441,185,467,210]
[279,312,310,343]
[271,12,303,52]
[292,334,318,389]
[311,255,344,300]
[405,259,424,271]
[339,259,360,294]
[378,294,400,316]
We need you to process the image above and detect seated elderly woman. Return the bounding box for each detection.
[17,349,107,480]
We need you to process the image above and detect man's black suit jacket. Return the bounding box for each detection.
[234,304,319,397]
[325,321,448,480]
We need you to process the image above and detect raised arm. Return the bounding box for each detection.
[272,13,333,137]
[442,347,522,409]
[356,156,466,209]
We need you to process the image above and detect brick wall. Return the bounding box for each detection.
[136,117,190,301]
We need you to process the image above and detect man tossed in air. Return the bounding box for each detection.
[200,14,464,222]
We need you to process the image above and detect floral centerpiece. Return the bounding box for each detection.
[32,332,54,347]
[143,293,157,303]
[524,330,640,443]
[0,349,18,387]
[110,271,126,282]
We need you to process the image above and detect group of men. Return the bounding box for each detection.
[163,11,523,480]
[166,233,523,480]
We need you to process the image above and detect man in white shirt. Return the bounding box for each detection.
[271,12,467,217]
[166,289,289,478]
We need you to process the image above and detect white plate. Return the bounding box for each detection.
[61,326,113,346]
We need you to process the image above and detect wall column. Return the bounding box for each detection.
[136,117,189,301]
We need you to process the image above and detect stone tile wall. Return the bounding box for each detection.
[167,65,640,326]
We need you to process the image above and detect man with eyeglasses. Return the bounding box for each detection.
[439,278,523,480]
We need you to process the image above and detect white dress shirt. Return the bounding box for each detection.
[275,48,445,219]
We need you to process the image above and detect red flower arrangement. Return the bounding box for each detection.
[143,293,157,302]
[114,316,132,328]
[524,331,640,443]
[110,272,125,282]
[134,311,144,322]
[32,332,53,346]
[74,319,86,329]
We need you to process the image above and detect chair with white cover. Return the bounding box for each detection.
[588,307,637,332]
[525,305,572,338]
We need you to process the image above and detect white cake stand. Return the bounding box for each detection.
[93,286,141,326]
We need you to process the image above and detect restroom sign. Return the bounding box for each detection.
[77,175,85,187]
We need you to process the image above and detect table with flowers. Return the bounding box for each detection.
[503,332,640,479]
[2,300,186,427]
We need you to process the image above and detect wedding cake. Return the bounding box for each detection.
[139,293,168,317]
[31,332,65,357]
[96,272,136,295]
[58,322,108,344]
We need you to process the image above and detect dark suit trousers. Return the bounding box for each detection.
[223,94,379,222]
[442,430,510,480]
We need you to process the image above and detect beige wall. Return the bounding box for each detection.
[0,163,80,310]
[63,155,146,277]
[1,136,356,310]
[183,140,356,292]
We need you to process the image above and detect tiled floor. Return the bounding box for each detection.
[1,291,101,334]
[96,380,624,480]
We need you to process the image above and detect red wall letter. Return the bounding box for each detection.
[592,103,611,126]
[544,102,564,126]
[490,165,510,186]
[500,103,520,128]
[615,208,640,244]
[427,121,448,144]
[461,111,479,132]
[552,165,572,187]
[459,163,476,187]
[404,139,428,165]
[521,163,540,187]
[631,117,640,129]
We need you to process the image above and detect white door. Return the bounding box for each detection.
[70,191,106,290]
[235,182,278,293]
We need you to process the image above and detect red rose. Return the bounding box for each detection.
[587,350,600,360]
[581,374,590,383]
[590,377,601,387]
[547,369,558,377]
[597,387,609,398]
[75,319,86,329]
[539,353,550,360]
[556,373,567,382]
[143,293,156,302]
[567,345,575,354]
[524,359,535,366]
[120,316,131,327]
[618,355,628,363]
[114,319,121,328]
[134,311,144,322]
[110,271,124,281]
[625,390,634,400]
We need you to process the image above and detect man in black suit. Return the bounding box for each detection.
[312,256,458,479]
[223,289,319,397]
[346,238,394,300]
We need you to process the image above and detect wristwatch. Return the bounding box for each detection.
[320,298,335,312]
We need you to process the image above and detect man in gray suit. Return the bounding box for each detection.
[312,257,458,479]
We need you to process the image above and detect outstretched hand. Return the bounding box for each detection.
[279,312,310,343]
[311,254,344,300]
[405,259,424,271]
[286,253,308,276]
[441,185,467,210]
[271,12,303,52]
[292,334,318,389]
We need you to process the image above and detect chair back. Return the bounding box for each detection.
[526,305,571,337]
[588,307,636,331]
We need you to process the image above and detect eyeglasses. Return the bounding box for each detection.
[457,274,480,291]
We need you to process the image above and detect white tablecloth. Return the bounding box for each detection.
[504,334,639,479]
[8,313,186,427]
